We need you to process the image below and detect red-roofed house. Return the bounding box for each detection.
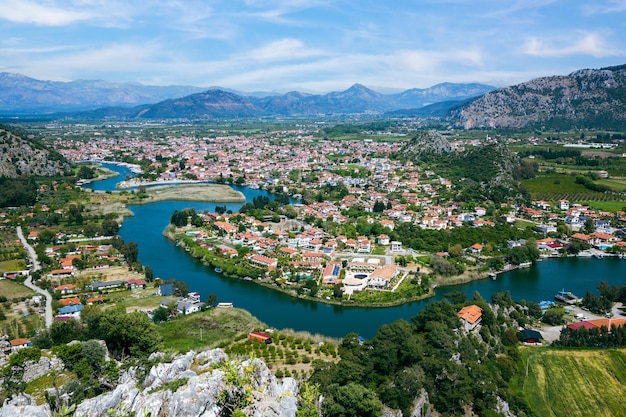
[458,305,483,331]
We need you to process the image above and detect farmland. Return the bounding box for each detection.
[521,173,626,203]
[522,348,626,417]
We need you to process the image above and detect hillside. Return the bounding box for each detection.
[456,64,626,129]
[0,126,69,177]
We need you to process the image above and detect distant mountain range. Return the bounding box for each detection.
[0,72,206,113]
[2,65,625,129]
[0,72,495,116]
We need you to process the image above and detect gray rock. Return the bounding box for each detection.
[144,351,196,390]
[23,356,63,382]
[0,393,52,417]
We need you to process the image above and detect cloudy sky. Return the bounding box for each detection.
[1,0,625,92]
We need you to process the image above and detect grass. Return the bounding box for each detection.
[156,307,266,353]
[580,201,626,212]
[522,173,592,197]
[0,279,36,300]
[522,348,626,417]
[522,173,626,204]
[595,178,626,192]
[0,259,26,273]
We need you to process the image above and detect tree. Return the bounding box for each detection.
[85,306,161,359]
[322,382,382,417]
[2,347,41,400]
[207,293,218,308]
[152,307,169,323]
[144,265,154,281]
[101,219,119,236]
[448,244,463,258]
[542,309,564,325]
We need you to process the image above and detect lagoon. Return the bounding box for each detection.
[96,164,626,339]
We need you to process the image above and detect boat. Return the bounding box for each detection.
[554,289,580,304]
[214,267,222,273]
[488,273,497,280]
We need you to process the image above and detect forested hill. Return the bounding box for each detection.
[0,126,69,178]
[398,133,534,204]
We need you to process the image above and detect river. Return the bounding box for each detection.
[86,163,626,339]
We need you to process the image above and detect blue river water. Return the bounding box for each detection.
[86,163,626,339]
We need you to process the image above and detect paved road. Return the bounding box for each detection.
[16,225,53,328]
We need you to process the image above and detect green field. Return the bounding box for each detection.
[522,173,626,204]
[156,307,266,352]
[0,279,35,300]
[522,348,626,417]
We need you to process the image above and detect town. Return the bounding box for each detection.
[1,121,626,417]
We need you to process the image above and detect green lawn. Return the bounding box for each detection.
[522,348,626,417]
[0,259,27,273]
[156,307,265,352]
[0,279,35,300]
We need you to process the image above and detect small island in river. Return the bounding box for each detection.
[129,184,246,204]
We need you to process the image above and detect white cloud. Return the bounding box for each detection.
[522,33,620,58]
[583,0,626,15]
[0,0,93,26]
[239,38,326,62]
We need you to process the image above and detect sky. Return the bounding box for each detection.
[0,0,625,93]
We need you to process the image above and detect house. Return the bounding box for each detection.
[247,253,278,268]
[57,304,84,318]
[10,338,31,352]
[322,262,342,284]
[55,283,76,295]
[377,234,390,245]
[248,331,273,344]
[469,243,483,254]
[158,283,175,296]
[457,305,482,331]
[176,300,204,315]
[59,297,81,307]
[88,280,125,292]
[368,264,398,288]
[559,200,570,210]
[127,279,147,290]
[390,241,403,253]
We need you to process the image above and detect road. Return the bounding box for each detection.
[16,225,53,328]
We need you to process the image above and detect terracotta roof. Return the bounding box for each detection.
[458,305,482,324]
[10,338,29,346]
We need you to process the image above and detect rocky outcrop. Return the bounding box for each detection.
[73,348,299,417]
[0,393,51,417]
[400,130,453,159]
[23,356,64,383]
[456,64,626,129]
[0,127,69,177]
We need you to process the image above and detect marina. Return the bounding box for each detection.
[554,289,581,304]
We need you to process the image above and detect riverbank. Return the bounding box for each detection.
[128,184,246,205]
[118,177,209,189]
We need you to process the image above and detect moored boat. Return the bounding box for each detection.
[554,289,580,304]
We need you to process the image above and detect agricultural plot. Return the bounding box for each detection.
[522,174,626,203]
[523,349,626,417]
[0,227,26,263]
